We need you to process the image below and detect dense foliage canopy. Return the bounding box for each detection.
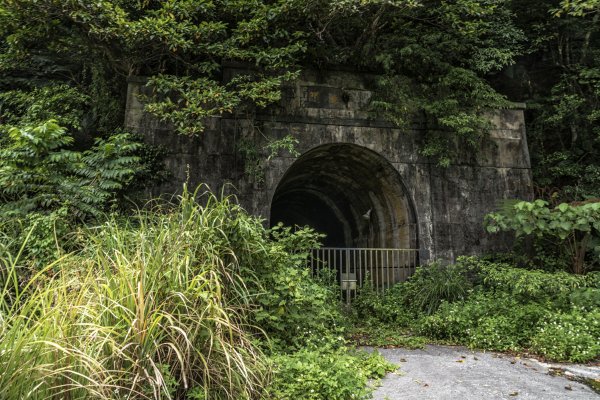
[0,0,513,161]
[506,0,600,200]
[1,0,598,192]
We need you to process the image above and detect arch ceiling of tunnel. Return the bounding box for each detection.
[270,143,417,249]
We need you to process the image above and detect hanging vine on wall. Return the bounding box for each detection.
[237,130,300,184]
[140,71,301,137]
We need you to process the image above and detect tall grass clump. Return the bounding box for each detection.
[0,186,278,399]
[406,262,473,315]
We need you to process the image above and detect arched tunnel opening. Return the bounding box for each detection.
[270,143,417,250]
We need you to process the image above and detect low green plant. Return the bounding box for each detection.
[570,287,600,311]
[417,293,552,351]
[347,325,428,349]
[471,302,551,351]
[251,264,343,350]
[405,262,473,315]
[531,310,600,362]
[462,256,588,301]
[352,277,415,325]
[351,256,600,362]
[266,347,396,400]
[415,259,600,359]
[352,261,473,327]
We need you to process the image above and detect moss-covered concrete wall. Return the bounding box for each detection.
[125,69,533,264]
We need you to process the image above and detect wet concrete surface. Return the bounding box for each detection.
[371,345,599,400]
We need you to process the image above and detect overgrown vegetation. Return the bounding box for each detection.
[0,0,524,167]
[486,199,600,274]
[509,0,600,203]
[267,345,394,400]
[350,257,600,363]
[0,187,395,399]
[3,0,600,398]
[0,120,141,266]
[1,0,599,187]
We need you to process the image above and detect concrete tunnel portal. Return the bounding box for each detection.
[270,143,418,250]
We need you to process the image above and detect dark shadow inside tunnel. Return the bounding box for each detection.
[270,143,417,249]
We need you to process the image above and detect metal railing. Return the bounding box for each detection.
[308,247,419,303]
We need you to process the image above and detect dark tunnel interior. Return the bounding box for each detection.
[270,143,417,249]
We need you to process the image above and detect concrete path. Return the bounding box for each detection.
[371,345,600,400]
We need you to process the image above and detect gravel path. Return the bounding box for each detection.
[371,345,600,400]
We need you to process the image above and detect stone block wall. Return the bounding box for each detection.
[125,69,533,263]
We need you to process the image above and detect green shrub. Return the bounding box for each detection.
[570,287,600,311]
[468,315,522,351]
[352,278,415,326]
[266,348,395,400]
[403,261,473,315]
[0,120,141,265]
[416,295,488,342]
[467,302,551,351]
[251,265,343,349]
[473,259,588,301]
[212,217,343,350]
[415,260,599,359]
[417,292,551,351]
[531,310,600,363]
[353,261,473,326]
[351,256,600,362]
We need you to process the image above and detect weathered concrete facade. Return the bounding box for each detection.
[125,69,533,264]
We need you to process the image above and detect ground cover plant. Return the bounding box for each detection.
[0,186,395,399]
[267,344,394,400]
[350,257,600,363]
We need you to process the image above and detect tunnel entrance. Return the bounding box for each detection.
[270,143,417,249]
[270,144,418,298]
